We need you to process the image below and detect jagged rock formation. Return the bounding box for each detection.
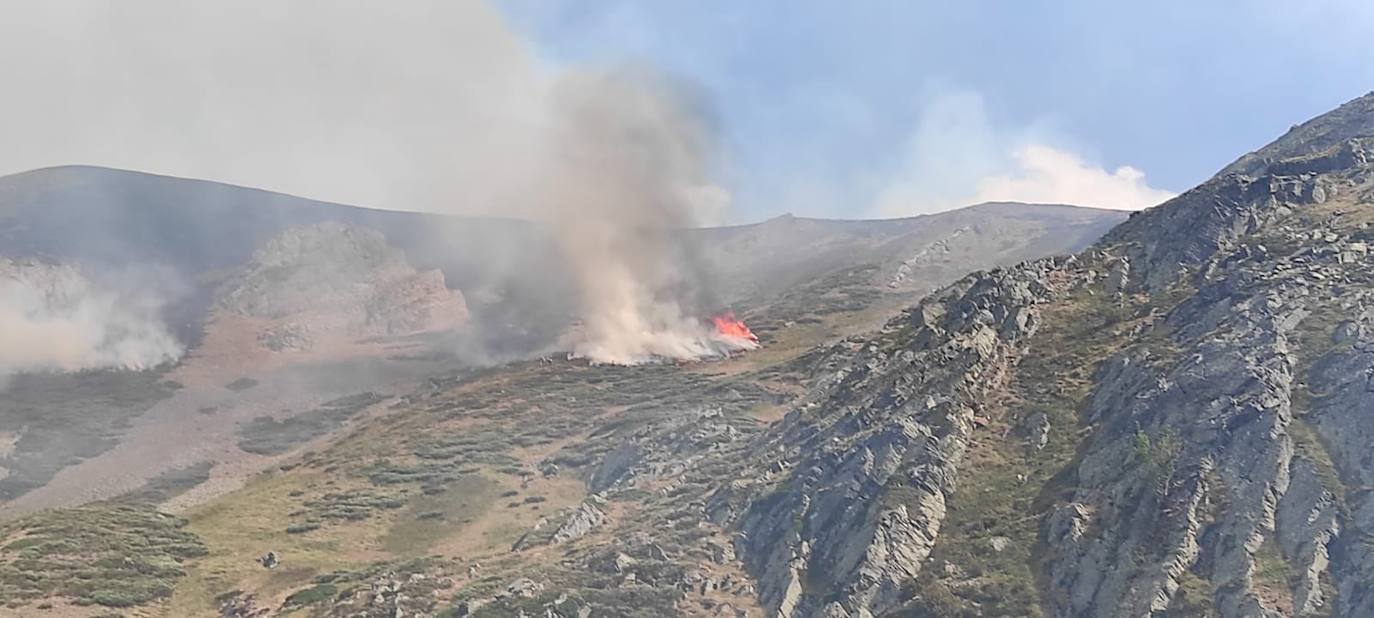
[703,91,1374,617]
[1046,95,1374,618]
[552,499,609,543]
[714,260,1059,617]
[216,221,468,350]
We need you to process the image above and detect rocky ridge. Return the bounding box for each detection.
[695,92,1374,617]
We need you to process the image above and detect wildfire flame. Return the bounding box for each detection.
[711,312,758,344]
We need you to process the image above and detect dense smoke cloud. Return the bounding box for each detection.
[528,71,746,363]
[0,0,751,364]
[0,260,183,379]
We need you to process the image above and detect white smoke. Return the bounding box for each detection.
[531,71,755,364]
[0,259,183,378]
[0,0,757,365]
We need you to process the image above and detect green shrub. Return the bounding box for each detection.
[284,583,339,607]
[0,504,204,609]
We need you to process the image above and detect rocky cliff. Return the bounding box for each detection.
[707,91,1374,617]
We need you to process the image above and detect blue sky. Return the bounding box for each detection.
[497,0,1374,220]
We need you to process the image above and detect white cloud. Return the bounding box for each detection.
[873,90,1175,217]
[972,144,1176,210]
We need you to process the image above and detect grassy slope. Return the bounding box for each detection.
[153,301,855,616]
[0,503,206,613]
[0,210,1109,616]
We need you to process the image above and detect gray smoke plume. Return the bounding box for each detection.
[0,259,183,378]
[527,70,751,364]
[0,0,756,364]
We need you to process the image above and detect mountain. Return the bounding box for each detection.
[0,166,1119,526]
[0,165,1121,325]
[12,87,1371,618]
[720,91,1374,617]
[21,83,1374,618]
[10,85,1369,617]
[0,166,563,348]
[698,203,1119,330]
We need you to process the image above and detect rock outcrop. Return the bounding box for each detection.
[1041,96,1374,617]
[216,222,467,350]
[709,92,1374,618]
[552,500,608,544]
[714,258,1060,617]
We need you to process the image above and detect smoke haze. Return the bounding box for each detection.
[527,71,746,363]
[0,260,183,378]
[0,0,752,364]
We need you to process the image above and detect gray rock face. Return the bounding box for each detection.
[1306,307,1374,616]
[1036,96,1374,617]
[217,221,468,345]
[552,501,608,544]
[1220,91,1374,178]
[1020,410,1052,451]
[683,92,1374,618]
[219,221,413,318]
[715,259,1059,617]
[1046,277,1301,617]
[1275,457,1340,616]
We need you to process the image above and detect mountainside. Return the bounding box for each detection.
[0,165,1122,337]
[12,87,1374,617]
[0,169,1119,534]
[712,91,1374,617]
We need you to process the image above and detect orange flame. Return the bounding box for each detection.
[712,312,758,343]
